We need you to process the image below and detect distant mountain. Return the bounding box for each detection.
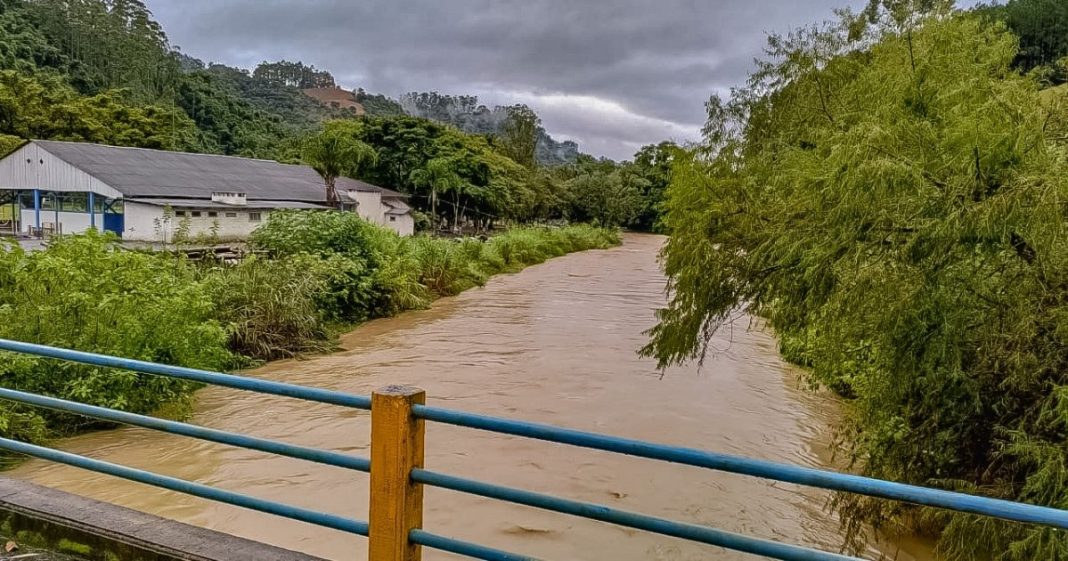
[397,91,580,165]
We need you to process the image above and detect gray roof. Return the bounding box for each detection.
[127,198,331,210]
[383,199,412,214]
[35,140,350,204]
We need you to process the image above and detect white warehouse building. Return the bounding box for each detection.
[0,140,414,241]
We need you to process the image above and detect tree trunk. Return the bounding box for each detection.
[325,176,340,208]
[431,186,437,232]
[453,191,461,232]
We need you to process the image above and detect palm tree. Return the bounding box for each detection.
[409,157,467,232]
[302,128,377,208]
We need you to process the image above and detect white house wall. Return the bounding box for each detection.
[0,143,122,198]
[169,208,269,241]
[351,190,384,226]
[122,202,164,241]
[123,202,273,242]
[388,213,415,236]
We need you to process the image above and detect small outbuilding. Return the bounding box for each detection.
[0,140,414,241]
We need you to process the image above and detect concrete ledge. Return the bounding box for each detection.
[0,477,328,561]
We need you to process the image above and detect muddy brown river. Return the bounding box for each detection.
[12,234,934,560]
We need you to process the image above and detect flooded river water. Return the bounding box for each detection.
[12,234,934,560]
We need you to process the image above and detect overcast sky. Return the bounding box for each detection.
[147,0,877,160]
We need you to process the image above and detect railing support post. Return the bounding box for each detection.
[369,385,426,561]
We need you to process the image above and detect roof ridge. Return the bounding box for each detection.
[32,139,288,165]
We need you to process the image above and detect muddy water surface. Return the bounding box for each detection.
[13,234,933,560]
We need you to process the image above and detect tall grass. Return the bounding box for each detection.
[0,218,619,449]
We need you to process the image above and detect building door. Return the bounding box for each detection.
[101,199,124,237]
[103,213,123,237]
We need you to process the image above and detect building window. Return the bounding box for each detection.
[248,212,261,222]
[175,210,186,217]
[225,212,237,218]
[59,193,88,212]
[208,211,218,218]
[191,211,202,217]
[39,193,56,211]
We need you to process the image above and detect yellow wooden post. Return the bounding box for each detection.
[369,385,426,561]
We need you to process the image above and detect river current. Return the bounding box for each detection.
[13,234,933,560]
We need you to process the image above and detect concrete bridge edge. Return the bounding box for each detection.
[0,477,330,561]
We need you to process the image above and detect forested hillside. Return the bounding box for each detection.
[399,91,580,165]
[0,0,671,231]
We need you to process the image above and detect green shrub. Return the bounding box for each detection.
[200,254,332,360]
[0,232,230,445]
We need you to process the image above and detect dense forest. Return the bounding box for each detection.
[0,0,673,232]
[645,0,1068,559]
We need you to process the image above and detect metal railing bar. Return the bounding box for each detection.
[0,437,369,537]
[409,529,542,561]
[0,339,372,410]
[410,468,860,561]
[0,387,370,472]
[412,404,1068,531]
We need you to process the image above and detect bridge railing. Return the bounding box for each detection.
[0,338,1065,561]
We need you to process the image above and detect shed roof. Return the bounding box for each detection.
[127,198,332,210]
[33,141,338,203]
[383,199,412,215]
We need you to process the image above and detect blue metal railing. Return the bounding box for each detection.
[0,338,1065,561]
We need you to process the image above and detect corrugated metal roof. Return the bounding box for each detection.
[34,140,328,203]
[384,199,412,214]
[127,198,331,210]
[336,176,385,193]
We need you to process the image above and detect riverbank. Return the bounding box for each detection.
[0,217,620,451]
[9,233,933,560]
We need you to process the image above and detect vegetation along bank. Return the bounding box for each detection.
[644,1,1068,559]
[0,218,619,457]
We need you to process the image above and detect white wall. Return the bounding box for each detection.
[16,197,412,241]
[171,208,268,242]
[19,208,104,235]
[387,213,414,236]
[347,189,413,236]
[350,190,384,225]
[122,201,164,241]
[124,202,272,242]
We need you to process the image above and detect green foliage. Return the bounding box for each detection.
[644,8,1068,558]
[248,210,426,319]
[337,116,535,228]
[978,0,1068,84]
[496,105,540,169]
[0,133,21,156]
[29,0,180,100]
[200,255,331,360]
[0,232,230,446]
[301,122,378,207]
[251,210,619,311]
[629,141,680,232]
[253,60,335,89]
[175,71,296,157]
[565,166,644,228]
[399,91,579,166]
[355,88,406,117]
[0,70,203,150]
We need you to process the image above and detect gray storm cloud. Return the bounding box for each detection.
[149,0,869,160]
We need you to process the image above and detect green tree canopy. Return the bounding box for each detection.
[302,122,378,208]
[645,8,1068,559]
